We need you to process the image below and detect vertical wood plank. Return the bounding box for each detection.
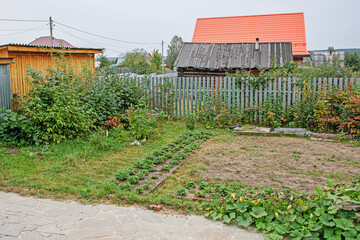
[174,77,178,118]
[151,77,155,110]
[339,78,343,91]
[245,79,249,108]
[232,77,236,111]
[183,77,186,117]
[287,78,291,107]
[194,77,198,113]
[292,78,296,104]
[273,78,277,99]
[228,77,231,112]
[282,78,286,111]
[236,78,240,110]
[241,79,244,113]
[328,78,333,90]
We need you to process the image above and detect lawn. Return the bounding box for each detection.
[0,121,187,201]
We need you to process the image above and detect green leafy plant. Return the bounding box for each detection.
[185,113,196,130]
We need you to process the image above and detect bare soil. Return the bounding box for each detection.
[190,134,360,192]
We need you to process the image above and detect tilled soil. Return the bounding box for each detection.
[191,135,360,192]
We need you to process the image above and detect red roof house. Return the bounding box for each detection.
[29,36,74,48]
[192,12,310,62]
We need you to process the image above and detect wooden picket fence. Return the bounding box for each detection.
[140,77,360,120]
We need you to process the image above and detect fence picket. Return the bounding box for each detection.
[143,77,356,119]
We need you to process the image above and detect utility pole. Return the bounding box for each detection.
[161,40,164,74]
[49,16,53,46]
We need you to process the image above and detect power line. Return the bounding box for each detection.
[54,20,160,45]
[56,25,131,50]
[0,24,47,38]
[55,26,123,54]
[0,18,47,23]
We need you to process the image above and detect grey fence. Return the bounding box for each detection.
[141,77,360,120]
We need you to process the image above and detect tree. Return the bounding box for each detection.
[150,50,162,73]
[97,54,112,69]
[345,52,360,71]
[122,48,149,69]
[166,35,183,69]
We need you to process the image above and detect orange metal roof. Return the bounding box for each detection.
[192,12,309,57]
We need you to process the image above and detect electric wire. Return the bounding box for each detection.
[54,20,160,45]
[0,24,48,38]
[0,18,47,22]
[54,26,123,54]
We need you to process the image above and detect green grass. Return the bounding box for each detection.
[0,121,187,202]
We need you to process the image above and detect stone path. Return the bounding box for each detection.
[0,191,263,240]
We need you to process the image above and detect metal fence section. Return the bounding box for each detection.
[142,77,360,120]
[0,64,12,118]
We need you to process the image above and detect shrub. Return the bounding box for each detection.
[185,113,196,130]
[314,85,360,138]
[16,62,94,144]
[83,68,145,125]
[0,110,28,145]
[125,106,167,140]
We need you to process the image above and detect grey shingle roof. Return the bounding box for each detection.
[174,42,293,70]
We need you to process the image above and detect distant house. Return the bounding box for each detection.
[0,44,102,110]
[192,12,310,63]
[29,36,74,48]
[309,50,345,67]
[174,41,293,77]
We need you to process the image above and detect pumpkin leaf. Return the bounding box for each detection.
[250,206,268,218]
[327,205,340,214]
[234,202,249,213]
[333,218,354,230]
[236,212,253,227]
[319,213,335,227]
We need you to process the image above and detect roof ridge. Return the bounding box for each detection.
[197,12,304,20]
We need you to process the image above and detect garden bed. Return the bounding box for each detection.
[114,131,211,193]
[162,133,360,193]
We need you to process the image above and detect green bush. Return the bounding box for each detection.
[15,63,94,145]
[0,109,27,145]
[125,106,167,140]
[185,113,196,130]
[83,68,145,125]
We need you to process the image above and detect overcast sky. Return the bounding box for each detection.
[0,0,359,57]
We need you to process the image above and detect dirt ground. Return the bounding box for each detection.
[191,134,360,192]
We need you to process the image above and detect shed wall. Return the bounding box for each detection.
[7,52,95,96]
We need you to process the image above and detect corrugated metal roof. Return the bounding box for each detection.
[192,12,309,57]
[0,43,103,51]
[174,42,293,70]
[29,36,74,48]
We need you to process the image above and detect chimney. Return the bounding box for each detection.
[255,38,260,51]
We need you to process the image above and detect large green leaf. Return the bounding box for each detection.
[334,218,354,230]
[319,213,335,227]
[234,202,249,213]
[289,230,303,240]
[250,207,268,218]
[341,228,357,238]
[327,205,341,214]
[211,211,223,221]
[324,227,335,239]
[264,232,283,240]
[285,214,297,222]
[236,212,253,227]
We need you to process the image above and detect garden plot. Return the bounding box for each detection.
[180,134,360,193]
[115,131,211,193]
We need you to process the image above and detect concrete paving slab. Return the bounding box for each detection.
[0,191,264,239]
